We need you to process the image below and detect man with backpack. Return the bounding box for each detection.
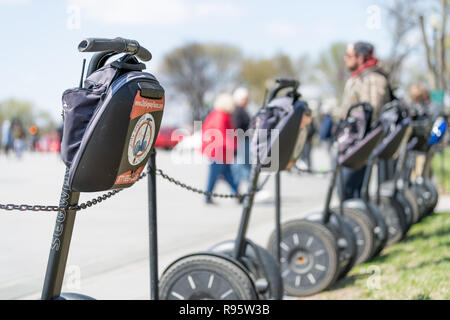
[342,41,393,122]
[340,41,393,199]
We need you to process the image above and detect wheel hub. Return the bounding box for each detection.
[290,250,314,273]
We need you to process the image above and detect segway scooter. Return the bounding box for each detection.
[404,113,440,219]
[266,103,383,296]
[41,37,165,300]
[407,116,447,218]
[355,101,412,247]
[158,79,310,300]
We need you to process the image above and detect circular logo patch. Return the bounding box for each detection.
[128,113,155,166]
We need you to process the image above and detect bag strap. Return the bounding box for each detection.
[111,54,146,71]
[372,68,397,102]
[111,60,146,71]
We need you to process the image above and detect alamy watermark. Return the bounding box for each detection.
[366,5,381,30]
[364,265,382,290]
[169,121,281,172]
[64,265,82,290]
[66,5,81,30]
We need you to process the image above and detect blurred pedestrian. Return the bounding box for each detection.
[408,84,443,179]
[299,119,316,172]
[11,118,26,158]
[340,41,393,199]
[1,119,13,155]
[201,93,238,204]
[231,87,252,189]
[409,84,443,121]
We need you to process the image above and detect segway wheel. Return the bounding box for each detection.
[403,188,421,224]
[341,208,375,265]
[422,179,439,216]
[410,183,429,220]
[330,211,357,280]
[377,196,408,245]
[367,203,389,259]
[159,254,257,300]
[208,240,283,300]
[267,220,339,297]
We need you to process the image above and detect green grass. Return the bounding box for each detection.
[432,148,450,193]
[306,211,450,300]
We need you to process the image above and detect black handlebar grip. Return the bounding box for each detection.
[78,37,152,61]
[78,38,124,52]
[268,78,300,102]
[276,78,299,89]
[135,46,152,62]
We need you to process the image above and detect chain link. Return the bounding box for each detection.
[0,166,265,213]
[153,168,257,200]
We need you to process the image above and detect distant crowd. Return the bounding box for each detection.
[0,118,62,158]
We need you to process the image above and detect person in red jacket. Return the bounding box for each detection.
[201,93,238,204]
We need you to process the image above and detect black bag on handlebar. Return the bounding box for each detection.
[336,103,384,169]
[250,96,309,172]
[61,54,165,192]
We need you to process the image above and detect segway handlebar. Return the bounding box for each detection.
[345,102,373,118]
[78,37,152,62]
[268,78,300,102]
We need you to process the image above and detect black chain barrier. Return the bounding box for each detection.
[0,167,269,213]
[294,168,332,175]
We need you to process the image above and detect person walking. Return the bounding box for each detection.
[408,84,443,179]
[340,41,393,199]
[11,118,26,159]
[1,120,13,155]
[201,93,238,204]
[231,87,252,189]
[299,118,316,172]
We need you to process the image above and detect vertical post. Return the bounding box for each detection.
[41,167,80,300]
[274,172,281,263]
[322,162,339,224]
[422,151,432,179]
[361,158,374,202]
[147,149,158,300]
[338,168,345,216]
[233,166,260,260]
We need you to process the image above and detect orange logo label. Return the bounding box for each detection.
[114,165,145,185]
[130,92,165,120]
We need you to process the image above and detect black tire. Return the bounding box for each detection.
[254,244,284,300]
[410,183,429,220]
[341,208,376,265]
[333,213,357,280]
[208,240,283,300]
[377,196,408,245]
[422,179,438,216]
[159,254,257,300]
[267,220,339,297]
[394,191,414,235]
[402,187,421,225]
[367,203,389,258]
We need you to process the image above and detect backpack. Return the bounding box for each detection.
[335,102,384,169]
[61,54,165,192]
[250,95,309,172]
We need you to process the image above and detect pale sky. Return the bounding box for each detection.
[0,0,432,123]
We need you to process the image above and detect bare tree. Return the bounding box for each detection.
[160,43,242,121]
[313,42,348,103]
[239,53,299,103]
[382,0,422,89]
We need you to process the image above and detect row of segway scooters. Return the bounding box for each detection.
[39,38,447,300]
[265,101,448,297]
